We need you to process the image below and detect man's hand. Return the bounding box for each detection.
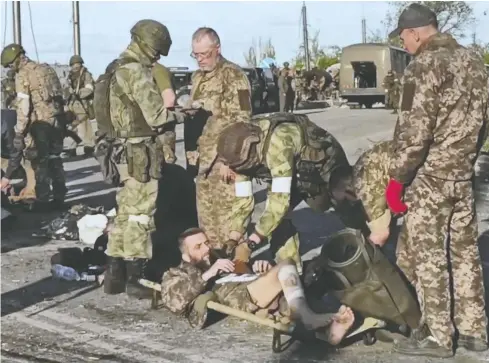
[385,179,408,214]
[252,260,272,275]
[202,259,235,281]
[1,177,11,193]
[219,163,235,183]
[369,230,389,247]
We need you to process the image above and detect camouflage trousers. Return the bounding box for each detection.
[396,174,487,349]
[160,130,176,164]
[67,117,95,149]
[196,165,235,249]
[106,164,158,259]
[29,121,67,202]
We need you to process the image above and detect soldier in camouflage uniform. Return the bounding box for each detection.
[66,55,95,155]
[152,62,177,164]
[1,69,16,109]
[382,70,395,110]
[0,44,67,211]
[294,69,304,109]
[99,20,186,298]
[386,4,488,357]
[160,227,355,343]
[215,113,350,273]
[1,70,37,202]
[188,27,252,251]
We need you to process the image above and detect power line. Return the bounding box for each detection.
[2,1,8,48]
[27,1,39,62]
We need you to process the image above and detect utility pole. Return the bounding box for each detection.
[12,1,21,45]
[72,1,81,55]
[301,2,310,71]
[362,17,367,43]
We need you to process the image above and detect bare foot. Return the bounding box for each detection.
[327,305,355,345]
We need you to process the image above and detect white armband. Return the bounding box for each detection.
[271,177,292,193]
[235,181,252,197]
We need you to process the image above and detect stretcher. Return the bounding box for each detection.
[139,278,387,351]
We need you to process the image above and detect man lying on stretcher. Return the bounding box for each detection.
[160,227,355,345]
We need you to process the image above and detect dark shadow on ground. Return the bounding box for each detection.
[1,276,97,317]
[146,163,199,282]
[64,165,101,183]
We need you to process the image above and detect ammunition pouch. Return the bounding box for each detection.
[126,138,164,183]
[94,138,125,186]
[296,146,329,197]
[306,228,421,329]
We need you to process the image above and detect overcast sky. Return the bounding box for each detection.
[1,1,488,76]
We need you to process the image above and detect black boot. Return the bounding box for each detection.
[458,335,488,352]
[125,259,153,299]
[393,325,453,359]
[104,257,126,294]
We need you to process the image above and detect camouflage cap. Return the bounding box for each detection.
[1,43,25,67]
[217,122,262,169]
[69,55,84,66]
[130,19,172,56]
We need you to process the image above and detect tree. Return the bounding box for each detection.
[292,30,341,70]
[384,1,475,40]
[243,37,276,67]
[369,1,476,46]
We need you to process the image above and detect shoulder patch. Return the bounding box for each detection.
[238,89,251,111]
[401,82,416,112]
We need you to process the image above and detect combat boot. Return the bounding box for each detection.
[125,259,153,299]
[458,335,488,352]
[393,325,453,359]
[104,257,127,294]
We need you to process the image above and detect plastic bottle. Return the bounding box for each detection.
[51,264,81,281]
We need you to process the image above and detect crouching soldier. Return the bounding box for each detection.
[160,227,355,344]
[215,112,351,273]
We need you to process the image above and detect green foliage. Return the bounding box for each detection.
[292,31,341,70]
[385,1,475,39]
[243,37,276,67]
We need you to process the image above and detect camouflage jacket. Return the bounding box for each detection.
[190,57,252,171]
[390,33,489,183]
[67,67,94,118]
[231,120,303,237]
[353,140,393,233]
[160,261,257,322]
[14,58,63,134]
[110,43,178,143]
[1,75,16,109]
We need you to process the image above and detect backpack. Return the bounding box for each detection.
[93,58,135,139]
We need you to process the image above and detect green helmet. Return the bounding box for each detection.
[130,19,172,56]
[1,43,25,67]
[69,55,84,66]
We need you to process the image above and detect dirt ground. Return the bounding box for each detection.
[2,107,489,363]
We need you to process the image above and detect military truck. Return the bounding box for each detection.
[339,43,412,108]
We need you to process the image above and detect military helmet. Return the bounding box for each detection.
[1,43,25,67]
[283,62,290,67]
[69,55,84,66]
[130,19,172,56]
[217,122,262,169]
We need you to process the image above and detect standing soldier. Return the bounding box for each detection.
[188,27,252,252]
[294,69,304,109]
[1,69,16,109]
[278,62,290,112]
[95,20,185,298]
[284,69,296,112]
[382,70,395,109]
[0,44,67,211]
[386,4,488,357]
[152,62,177,164]
[66,55,95,155]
